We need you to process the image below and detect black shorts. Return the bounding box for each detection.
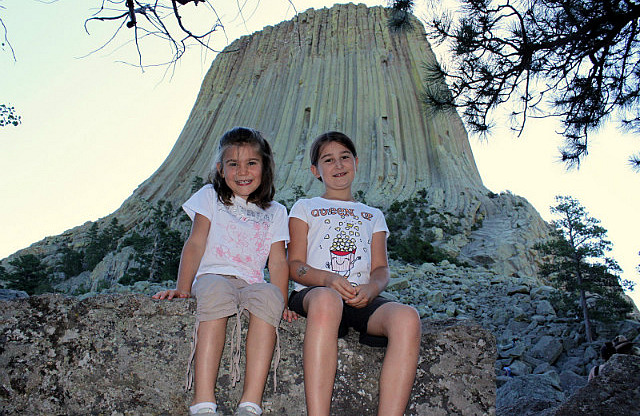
[288,286,391,347]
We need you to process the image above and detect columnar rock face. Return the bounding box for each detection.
[128,3,483,211]
[0,294,496,415]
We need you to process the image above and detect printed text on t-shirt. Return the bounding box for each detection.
[310,208,374,221]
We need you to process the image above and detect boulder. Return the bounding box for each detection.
[552,354,640,416]
[530,335,564,364]
[558,370,587,396]
[497,373,565,416]
[0,288,28,300]
[0,294,496,415]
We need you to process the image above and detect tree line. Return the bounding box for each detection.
[1,200,187,295]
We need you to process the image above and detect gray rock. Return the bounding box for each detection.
[521,353,545,368]
[536,300,556,316]
[557,355,586,375]
[497,373,565,416]
[508,360,532,376]
[0,295,496,415]
[428,290,445,306]
[0,288,28,300]
[562,331,583,351]
[499,343,526,359]
[507,285,530,295]
[558,370,587,396]
[530,285,555,300]
[551,355,640,416]
[530,335,564,364]
[512,306,529,322]
[386,276,410,291]
[533,363,555,374]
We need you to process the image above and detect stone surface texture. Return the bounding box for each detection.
[551,354,640,416]
[0,294,496,415]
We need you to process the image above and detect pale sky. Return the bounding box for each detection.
[1,0,638,308]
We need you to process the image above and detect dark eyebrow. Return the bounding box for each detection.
[224,157,260,163]
[320,150,351,159]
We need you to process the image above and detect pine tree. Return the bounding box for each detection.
[391,0,640,169]
[83,218,126,271]
[121,201,184,285]
[57,245,85,277]
[7,254,52,295]
[537,196,633,342]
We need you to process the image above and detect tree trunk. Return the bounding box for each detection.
[578,287,593,342]
[574,256,593,342]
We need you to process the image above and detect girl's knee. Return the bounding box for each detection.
[387,304,421,339]
[306,288,343,321]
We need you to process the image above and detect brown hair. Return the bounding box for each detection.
[309,131,358,181]
[207,127,275,209]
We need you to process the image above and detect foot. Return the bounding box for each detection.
[233,403,262,415]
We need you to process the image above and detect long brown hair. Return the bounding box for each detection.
[207,127,275,209]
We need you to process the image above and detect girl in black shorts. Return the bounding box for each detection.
[287,131,421,416]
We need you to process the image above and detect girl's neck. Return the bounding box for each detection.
[321,189,355,202]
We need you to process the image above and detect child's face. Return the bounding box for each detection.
[311,141,358,192]
[218,144,263,200]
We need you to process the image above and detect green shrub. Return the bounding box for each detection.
[7,254,53,295]
[384,191,462,265]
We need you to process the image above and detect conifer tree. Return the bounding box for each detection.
[537,196,633,342]
[121,201,184,285]
[391,0,640,169]
[6,254,51,295]
[83,218,126,271]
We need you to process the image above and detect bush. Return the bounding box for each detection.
[384,192,462,265]
[7,254,53,295]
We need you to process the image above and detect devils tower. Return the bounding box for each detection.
[130,3,482,207]
[2,3,549,284]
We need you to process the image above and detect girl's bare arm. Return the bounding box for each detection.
[152,213,210,300]
[268,240,297,321]
[345,231,389,308]
[287,217,356,300]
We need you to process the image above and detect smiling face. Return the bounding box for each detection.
[311,141,358,197]
[217,144,263,200]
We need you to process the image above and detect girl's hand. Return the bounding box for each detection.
[325,272,357,301]
[282,308,299,323]
[345,283,378,308]
[152,289,191,300]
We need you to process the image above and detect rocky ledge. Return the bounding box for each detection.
[1,294,495,415]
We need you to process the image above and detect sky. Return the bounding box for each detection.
[1,0,638,308]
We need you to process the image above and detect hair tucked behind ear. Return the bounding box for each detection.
[207,127,275,209]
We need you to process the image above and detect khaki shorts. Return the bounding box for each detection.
[192,274,284,328]
[185,274,285,390]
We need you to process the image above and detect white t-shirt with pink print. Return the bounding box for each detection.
[183,185,289,285]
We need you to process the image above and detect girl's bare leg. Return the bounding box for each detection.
[367,303,421,416]
[241,313,277,405]
[192,317,229,405]
[303,288,344,416]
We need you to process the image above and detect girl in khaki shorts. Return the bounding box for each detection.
[154,127,297,416]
